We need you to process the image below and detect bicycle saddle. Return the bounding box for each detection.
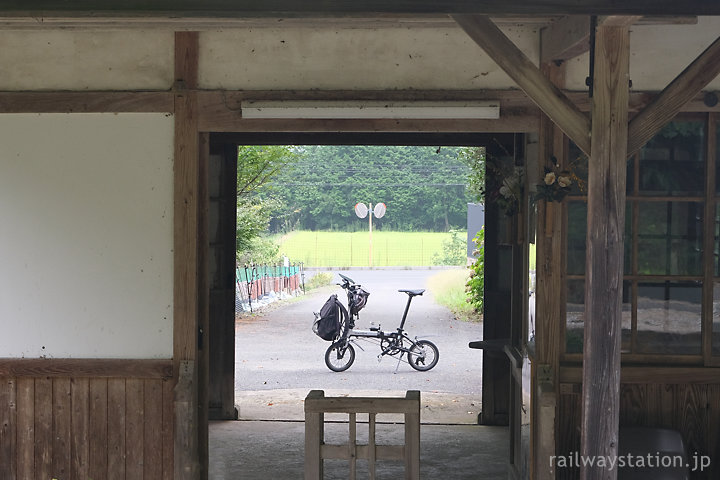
[399,289,425,296]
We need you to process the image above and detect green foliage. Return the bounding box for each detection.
[236,146,299,262]
[458,146,486,204]
[306,272,334,290]
[236,198,281,264]
[465,228,485,314]
[237,145,301,196]
[268,145,471,232]
[432,229,466,266]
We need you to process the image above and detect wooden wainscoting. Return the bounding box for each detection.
[556,380,720,480]
[0,359,174,480]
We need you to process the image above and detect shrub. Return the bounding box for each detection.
[432,230,467,266]
[306,271,333,290]
[465,228,484,314]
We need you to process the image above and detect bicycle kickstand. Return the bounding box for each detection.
[394,353,405,374]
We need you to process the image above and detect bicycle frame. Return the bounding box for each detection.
[326,274,438,372]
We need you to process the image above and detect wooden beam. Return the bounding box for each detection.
[628,35,720,156]
[598,15,643,27]
[0,0,718,16]
[0,358,172,378]
[0,13,696,30]
[453,14,591,155]
[0,89,715,117]
[561,366,720,384]
[0,92,173,113]
[540,15,642,64]
[581,24,630,480]
[541,15,591,64]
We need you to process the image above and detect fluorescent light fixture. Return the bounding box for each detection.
[241,100,500,119]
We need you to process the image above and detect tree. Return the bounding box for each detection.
[458,146,486,204]
[236,146,300,263]
[268,145,471,232]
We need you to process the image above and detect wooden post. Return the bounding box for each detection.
[404,391,421,480]
[369,202,373,267]
[581,24,630,480]
[173,31,202,480]
[534,61,566,480]
[304,390,325,480]
[174,361,199,478]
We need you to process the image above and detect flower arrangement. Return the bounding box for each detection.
[534,156,573,202]
[485,156,523,216]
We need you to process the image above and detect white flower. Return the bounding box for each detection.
[557,176,572,188]
[544,172,556,185]
[499,185,511,197]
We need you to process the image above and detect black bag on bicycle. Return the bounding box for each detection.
[313,294,348,341]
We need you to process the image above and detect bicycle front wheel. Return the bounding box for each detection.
[325,342,355,372]
[408,340,439,371]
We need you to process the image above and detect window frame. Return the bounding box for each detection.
[561,113,720,366]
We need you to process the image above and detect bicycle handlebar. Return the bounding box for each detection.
[338,273,355,285]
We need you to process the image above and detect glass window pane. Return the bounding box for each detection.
[635,282,702,355]
[714,282,720,356]
[566,203,633,276]
[622,281,632,353]
[639,120,705,196]
[637,202,703,275]
[715,119,720,194]
[567,142,589,197]
[566,279,584,353]
[567,202,586,275]
[717,204,720,277]
[566,142,634,196]
[565,280,631,353]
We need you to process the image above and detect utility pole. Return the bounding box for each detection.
[355,202,386,267]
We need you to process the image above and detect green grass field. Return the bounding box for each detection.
[276,230,466,267]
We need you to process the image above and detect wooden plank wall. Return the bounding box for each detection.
[0,375,174,480]
[557,383,720,480]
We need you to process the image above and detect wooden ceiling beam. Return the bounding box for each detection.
[454,14,591,155]
[541,15,652,65]
[540,15,591,64]
[0,1,718,16]
[628,35,720,156]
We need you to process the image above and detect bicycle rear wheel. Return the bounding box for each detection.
[325,342,355,372]
[408,340,439,371]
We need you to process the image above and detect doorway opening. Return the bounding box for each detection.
[207,132,528,479]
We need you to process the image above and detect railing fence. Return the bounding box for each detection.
[235,262,305,313]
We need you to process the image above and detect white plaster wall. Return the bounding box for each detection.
[0,31,174,90]
[566,16,720,92]
[199,25,541,90]
[0,113,174,358]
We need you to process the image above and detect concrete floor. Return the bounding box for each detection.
[209,420,509,479]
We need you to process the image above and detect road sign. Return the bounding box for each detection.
[354,202,369,218]
[373,202,386,219]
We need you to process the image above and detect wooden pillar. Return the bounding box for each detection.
[580,24,630,480]
[173,31,203,480]
[534,61,566,480]
[208,142,239,421]
[480,134,516,426]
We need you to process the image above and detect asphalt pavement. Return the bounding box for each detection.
[234,268,485,424]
